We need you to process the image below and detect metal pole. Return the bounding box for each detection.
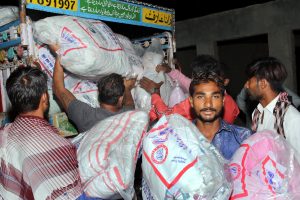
[19,0,28,46]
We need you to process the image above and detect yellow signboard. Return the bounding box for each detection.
[26,0,78,11]
[142,8,173,27]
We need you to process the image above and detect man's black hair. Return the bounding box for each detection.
[189,69,225,96]
[245,56,287,93]
[97,73,125,105]
[6,67,48,115]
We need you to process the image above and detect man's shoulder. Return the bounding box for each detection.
[285,105,300,119]
[219,121,252,143]
[68,99,87,110]
[222,121,252,134]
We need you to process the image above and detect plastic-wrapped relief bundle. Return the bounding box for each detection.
[33,15,133,79]
[133,38,173,111]
[116,34,143,80]
[36,44,99,114]
[230,130,300,199]
[142,114,232,199]
[0,6,18,26]
[77,110,149,200]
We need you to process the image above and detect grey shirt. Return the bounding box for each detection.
[67,99,133,133]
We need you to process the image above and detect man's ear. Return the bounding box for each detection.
[259,78,268,89]
[41,93,48,104]
[222,96,225,106]
[40,92,49,110]
[119,96,124,106]
[189,96,194,108]
[224,78,230,87]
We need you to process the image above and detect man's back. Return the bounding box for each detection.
[67,99,133,132]
[0,116,82,200]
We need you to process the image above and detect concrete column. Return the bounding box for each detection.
[268,30,297,91]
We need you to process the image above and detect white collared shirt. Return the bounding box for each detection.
[252,95,300,159]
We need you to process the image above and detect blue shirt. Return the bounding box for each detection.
[76,193,105,200]
[210,120,252,160]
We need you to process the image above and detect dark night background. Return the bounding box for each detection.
[1,0,274,38]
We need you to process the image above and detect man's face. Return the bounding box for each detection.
[245,76,263,101]
[189,81,224,123]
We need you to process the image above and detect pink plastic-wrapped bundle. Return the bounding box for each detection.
[230,130,300,200]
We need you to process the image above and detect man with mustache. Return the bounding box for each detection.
[141,64,252,200]
[244,56,300,158]
[189,68,252,160]
[140,55,240,124]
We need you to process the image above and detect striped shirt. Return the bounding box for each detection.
[0,115,82,200]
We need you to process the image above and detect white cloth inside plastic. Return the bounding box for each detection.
[133,42,174,111]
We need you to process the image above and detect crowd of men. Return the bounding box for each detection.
[1,53,300,199]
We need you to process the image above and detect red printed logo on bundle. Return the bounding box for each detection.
[230,163,241,180]
[60,27,87,56]
[151,144,168,164]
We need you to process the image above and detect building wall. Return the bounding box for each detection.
[175,0,300,92]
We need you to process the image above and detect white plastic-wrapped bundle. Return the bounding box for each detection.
[133,39,173,111]
[37,44,99,114]
[0,6,18,27]
[116,34,143,80]
[33,16,133,79]
[77,110,149,199]
[36,44,78,89]
[142,114,232,200]
[230,130,300,200]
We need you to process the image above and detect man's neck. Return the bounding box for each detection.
[100,103,120,113]
[21,110,44,119]
[195,118,221,142]
[260,90,279,107]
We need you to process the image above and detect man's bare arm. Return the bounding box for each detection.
[53,57,76,111]
[123,77,136,107]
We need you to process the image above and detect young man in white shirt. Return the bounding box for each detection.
[244,56,300,160]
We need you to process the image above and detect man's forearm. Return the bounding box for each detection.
[53,58,76,111]
[123,88,134,107]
